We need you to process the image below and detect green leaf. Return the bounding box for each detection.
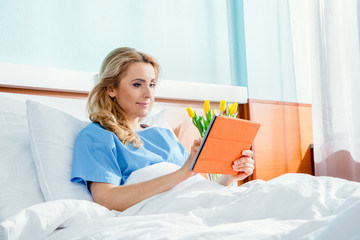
[195,115,204,136]
[206,109,212,123]
[192,118,197,127]
[203,118,209,130]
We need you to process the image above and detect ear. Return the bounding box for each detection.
[106,86,116,98]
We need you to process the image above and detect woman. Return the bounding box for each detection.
[71,47,255,212]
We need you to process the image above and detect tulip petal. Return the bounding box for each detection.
[219,100,226,112]
[186,106,195,118]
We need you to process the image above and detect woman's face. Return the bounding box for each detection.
[107,62,156,123]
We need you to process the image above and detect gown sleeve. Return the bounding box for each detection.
[71,124,122,190]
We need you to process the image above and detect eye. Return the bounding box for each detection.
[150,83,156,88]
[133,83,141,87]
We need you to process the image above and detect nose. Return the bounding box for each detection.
[143,85,153,99]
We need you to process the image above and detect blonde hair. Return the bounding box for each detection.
[87,47,160,148]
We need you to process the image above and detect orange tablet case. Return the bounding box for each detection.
[190,115,261,175]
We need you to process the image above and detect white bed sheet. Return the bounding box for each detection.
[1,163,360,240]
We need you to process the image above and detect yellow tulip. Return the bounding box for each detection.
[203,100,210,114]
[219,100,226,112]
[212,109,217,116]
[229,102,238,115]
[186,106,195,118]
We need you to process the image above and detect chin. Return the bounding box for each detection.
[139,111,150,118]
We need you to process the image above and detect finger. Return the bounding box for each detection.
[192,139,202,147]
[240,168,254,176]
[233,157,254,165]
[233,157,255,169]
[191,146,199,155]
[232,168,254,181]
[242,150,253,158]
[232,162,254,170]
[237,168,254,176]
[232,163,254,172]
[193,142,202,149]
[242,168,254,176]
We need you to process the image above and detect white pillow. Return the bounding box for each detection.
[26,100,93,201]
[0,95,44,222]
[26,100,173,202]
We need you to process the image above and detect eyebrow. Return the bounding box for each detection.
[131,79,156,83]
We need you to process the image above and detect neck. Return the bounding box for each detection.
[127,118,141,131]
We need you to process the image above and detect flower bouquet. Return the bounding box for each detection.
[186,100,238,137]
[186,100,238,181]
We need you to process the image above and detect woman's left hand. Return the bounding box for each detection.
[231,150,255,181]
[215,150,255,186]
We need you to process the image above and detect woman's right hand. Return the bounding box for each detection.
[179,138,203,178]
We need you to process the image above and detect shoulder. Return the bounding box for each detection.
[77,122,118,144]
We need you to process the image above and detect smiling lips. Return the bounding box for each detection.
[137,102,150,108]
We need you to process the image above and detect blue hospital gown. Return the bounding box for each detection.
[71,123,189,188]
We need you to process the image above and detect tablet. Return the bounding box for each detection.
[190,115,261,175]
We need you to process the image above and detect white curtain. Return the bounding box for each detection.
[308,0,360,181]
[243,0,360,181]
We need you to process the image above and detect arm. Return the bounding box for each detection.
[215,150,255,187]
[90,139,202,212]
[90,167,189,212]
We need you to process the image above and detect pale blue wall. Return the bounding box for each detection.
[0,0,232,85]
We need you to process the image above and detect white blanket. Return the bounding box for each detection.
[1,163,360,240]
